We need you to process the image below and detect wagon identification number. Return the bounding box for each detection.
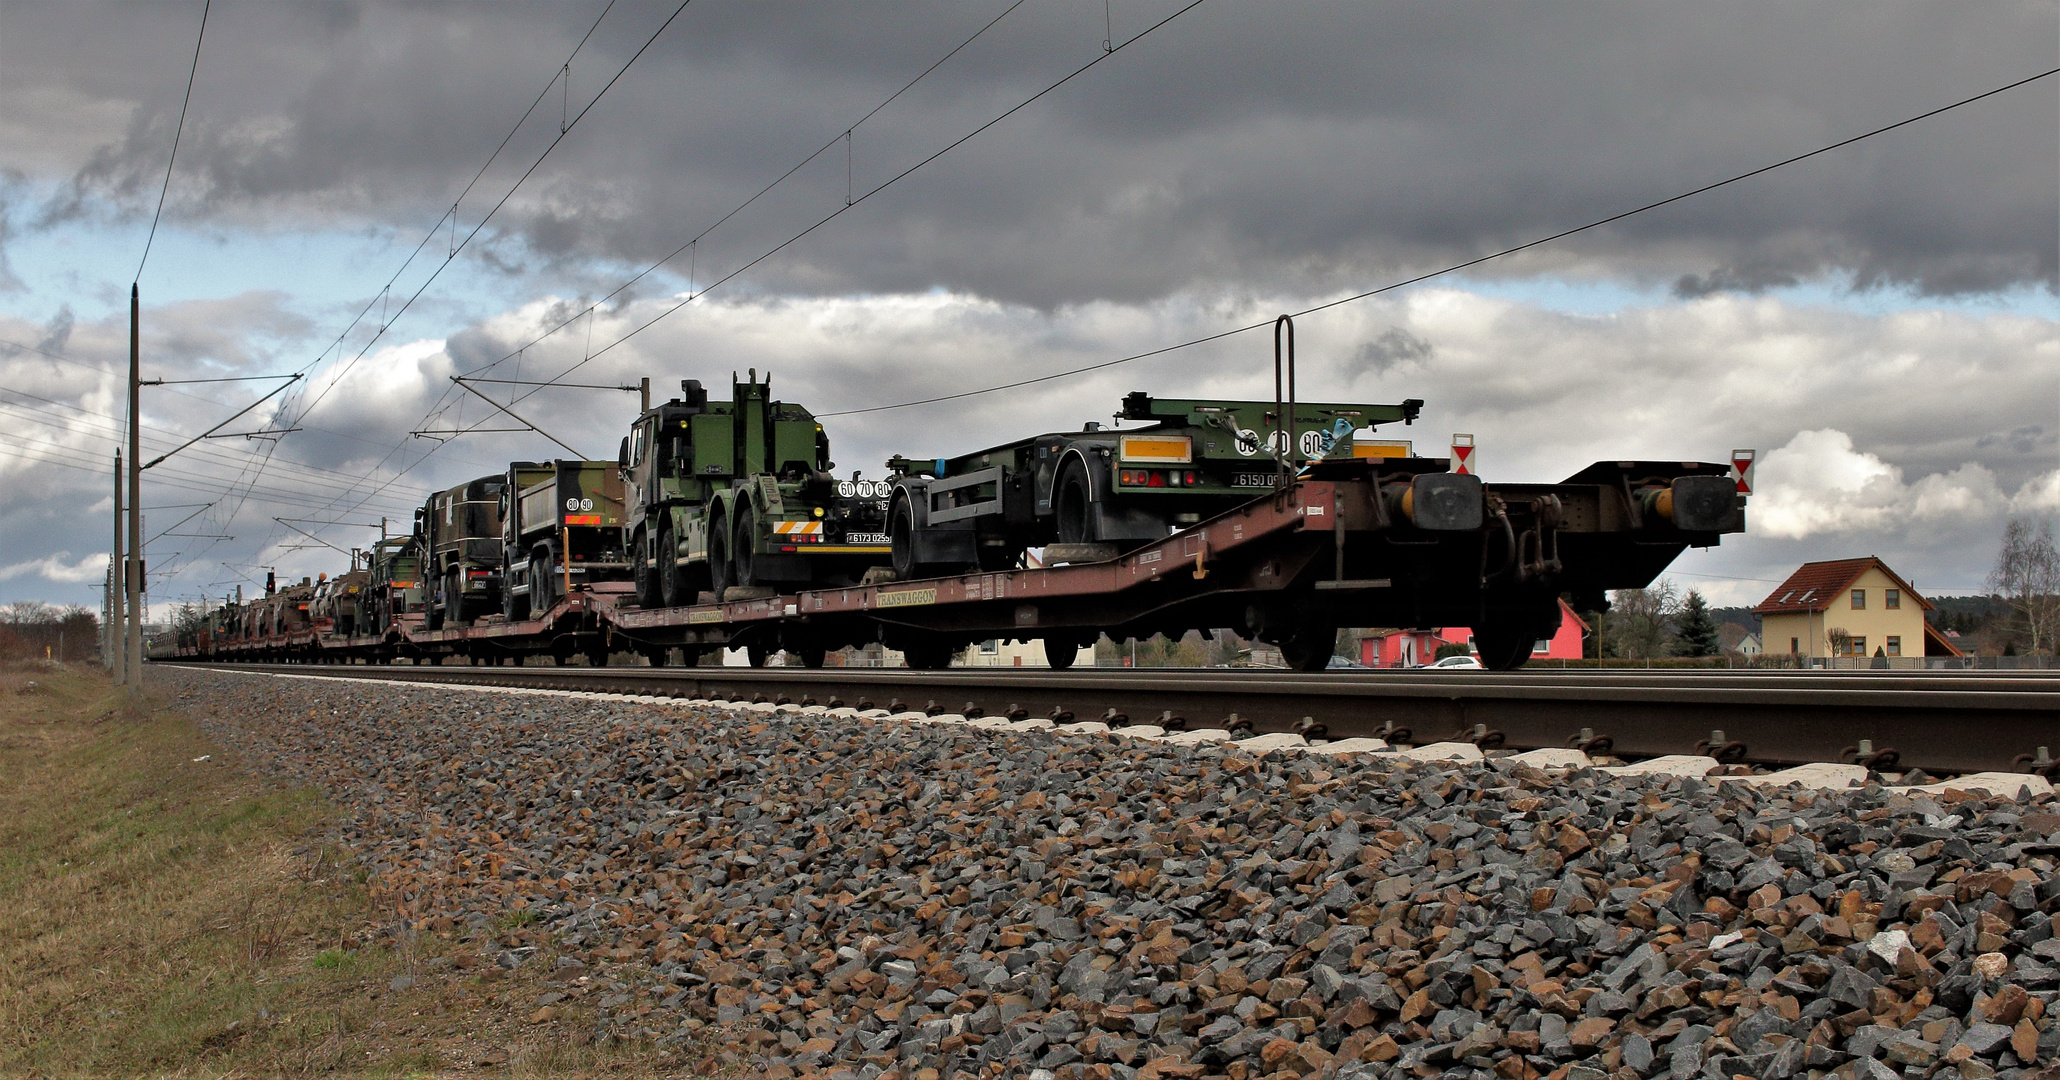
[1232,473,1281,488]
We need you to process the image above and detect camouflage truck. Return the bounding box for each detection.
[619,373,889,608]
[421,474,507,629]
[499,459,630,620]
[359,536,425,636]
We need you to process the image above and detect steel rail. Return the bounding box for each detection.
[164,663,2060,777]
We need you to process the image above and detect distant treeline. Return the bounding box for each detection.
[0,601,100,663]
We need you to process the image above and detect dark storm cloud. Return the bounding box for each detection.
[4,0,2054,305]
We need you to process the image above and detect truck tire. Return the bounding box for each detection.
[708,507,733,600]
[633,527,662,609]
[450,569,470,625]
[531,549,555,615]
[424,579,444,631]
[658,524,685,608]
[1055,459,1095,545]
[732,505,759,588]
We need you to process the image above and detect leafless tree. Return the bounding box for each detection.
[1989,518,2060,656]
[1603,580,1680,660]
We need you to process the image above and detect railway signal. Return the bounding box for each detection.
[1451,434,1476,476]
[1732,449,1757,494]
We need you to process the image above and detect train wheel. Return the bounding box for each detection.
[1474,599,1558,671]
[1055,460,1094,544]
[1044,634,1085,669]
[796,643,827,669]
[1278,623,1339,672]
[904,640,955,670]
[746,643,769,668]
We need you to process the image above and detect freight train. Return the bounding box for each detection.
[152,367,1747,671]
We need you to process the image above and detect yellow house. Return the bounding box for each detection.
[1752,556,1962,662]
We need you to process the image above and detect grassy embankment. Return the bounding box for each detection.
[0,662,681,1078]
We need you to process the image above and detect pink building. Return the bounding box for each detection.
[1359,599,1589,667]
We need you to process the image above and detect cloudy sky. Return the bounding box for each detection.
[0,0,2054,619]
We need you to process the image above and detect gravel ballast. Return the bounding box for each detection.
[163,668,2060,1079]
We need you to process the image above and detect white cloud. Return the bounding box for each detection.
[1751,428,2059,540]
[0,550,109,584]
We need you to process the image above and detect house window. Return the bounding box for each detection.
[1885,588,1900,609]
[980,639,999,654]
[1886,636,1901,657]
[1533,639,1551,653]
[1848,636,1866,657]
[1791,637,1800,654]
[1850,589,1865,610]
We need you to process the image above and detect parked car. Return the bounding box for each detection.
[1425,654,1484,670]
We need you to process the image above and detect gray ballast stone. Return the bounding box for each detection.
[161,666,2060,1077]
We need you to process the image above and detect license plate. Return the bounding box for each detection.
[1232,473,1280,488]
[845,532,889,544]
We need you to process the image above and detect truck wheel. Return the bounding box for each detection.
[447,569,467,625]
[732,505,759,587]
[889,491,920,580]
[531,550,555,614]
[633,528,662,609]
[424,579,444,630]
[709,508,732,600]
[658,525,685,608]
[1055,460,1095,544]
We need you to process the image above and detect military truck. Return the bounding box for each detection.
[360,536,425,636]
[421,474,506,629]
[499,459,630,620]
[310,567,370,638]
[884,391,1424,579]
[619,373,890,610]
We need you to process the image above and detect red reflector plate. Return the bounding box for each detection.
[564,514,602,526]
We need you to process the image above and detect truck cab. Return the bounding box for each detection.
[620,373,890,609]
[499,460,630,620]
[422,474,506,629]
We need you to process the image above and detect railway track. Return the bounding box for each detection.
[162,662,2060,776]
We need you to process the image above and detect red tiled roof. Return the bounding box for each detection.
[1752,556,1932,615]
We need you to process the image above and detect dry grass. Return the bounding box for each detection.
[0,662,703,1078]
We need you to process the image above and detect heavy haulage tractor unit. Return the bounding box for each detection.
[619,373,891,611]
[884,387,1745,670]
[419,474,506,629]
[359,535,425,637]
[883,390,1425,579]
[499,459,631,621]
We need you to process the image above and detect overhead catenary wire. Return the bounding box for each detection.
[461,0,1030,384]
[135,0,209,283]
[503,0,1212,406]
[295,0,1054,530]
[817,64,2060,418]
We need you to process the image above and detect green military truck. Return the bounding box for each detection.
[499,459,631,621]
[619,373,890,609]
[359,535,424,636]
[420,474,506,629]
